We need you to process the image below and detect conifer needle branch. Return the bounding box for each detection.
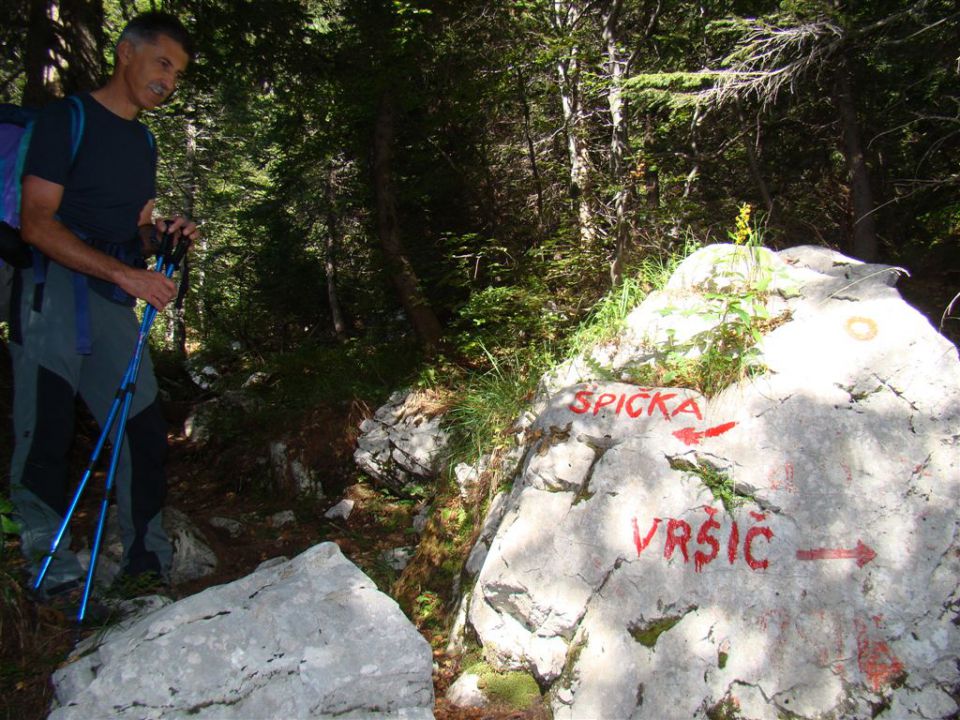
[697,18,843,109]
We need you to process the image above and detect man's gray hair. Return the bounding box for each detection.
[118,11,194,59]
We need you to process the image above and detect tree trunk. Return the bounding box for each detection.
[324,165,347,339]
[516,66,545,233]
[372,91,442,352]
[738,105,775,219]
[58,0,106,94]
[645,166,659,209]
[603,0,632,285]
[834,62,878,261]
[552,1,598,248]
[683,105,701,198]
[23,0,57,105]
[167,113,197,357]
[23,0,104,104]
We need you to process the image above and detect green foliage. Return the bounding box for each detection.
[624,207,783,397]
[624,71,712,110]
[627,342,758,399]
[668,458,753,513]
[706,695,743,720]
[451,285,561,363]
[566,241,698,355]
[3,0,958,360]
[628,614,686,648]
[0,497,19,541]
[413,590,443,632]
[0,494,21,632]
[0,495,26,692]
[718,650,729,669]
[444,344,550,461]
[463,661,542,709]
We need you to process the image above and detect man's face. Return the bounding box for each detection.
[120,33,190,111]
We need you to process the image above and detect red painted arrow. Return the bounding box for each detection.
[796,540,877,568]
[673,421,737,446]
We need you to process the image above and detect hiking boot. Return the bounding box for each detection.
[32,578,112,625]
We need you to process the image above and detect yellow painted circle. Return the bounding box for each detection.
[845,316,878,341]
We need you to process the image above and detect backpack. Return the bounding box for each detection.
[0,98,85,269]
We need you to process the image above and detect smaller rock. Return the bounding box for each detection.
[454,462,481,502]
[242,371,270,388]
[446,673,487,708]
[183,400,220,445]
[381,546,416,571]
[209,517,243,538]
[271,441,324,497]
[354,389,451,493]
[413,504,430,534]
[269,510,297,528]
[81,506,217,589]
[187,364,219,390]
[167,507,218,585]
[324,499,355,520]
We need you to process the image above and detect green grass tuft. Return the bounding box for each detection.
[465,661,542,709]
[628,615,685,648]
[669,458,754,513]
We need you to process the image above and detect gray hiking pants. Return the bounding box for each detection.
[9,259,172,589]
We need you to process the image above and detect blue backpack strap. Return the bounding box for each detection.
[72,272,92,354]
[31,247,46,311]
[66,96,84,160]
[65,97,93,354]
[9,264,23,344]
[30,98,84,296]
[12,120,35,228]
[30,97,94,354]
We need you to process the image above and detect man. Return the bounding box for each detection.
[10,12,199,604]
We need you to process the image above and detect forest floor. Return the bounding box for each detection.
[0,267,956,720]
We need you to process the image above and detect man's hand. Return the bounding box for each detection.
[155,215,199,251]
[116,265,178,310]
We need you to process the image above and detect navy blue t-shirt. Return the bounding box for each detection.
[23,93,156,247]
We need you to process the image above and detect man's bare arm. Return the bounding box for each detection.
[20,175,177,309]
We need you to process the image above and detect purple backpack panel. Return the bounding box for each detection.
[0,105,34,229]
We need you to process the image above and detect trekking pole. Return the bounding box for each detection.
[77,237,190,621]
[32,233,189,621]
[32,249,170,595]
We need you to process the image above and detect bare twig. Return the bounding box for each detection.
[942,292,960,333]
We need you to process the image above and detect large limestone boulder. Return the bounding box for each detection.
[461,245,960,719]
[50,542,435,719]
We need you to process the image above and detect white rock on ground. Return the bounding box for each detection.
[50,542,435,719]
[354,389,450,493]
